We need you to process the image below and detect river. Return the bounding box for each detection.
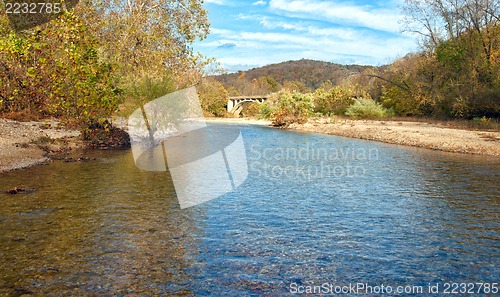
[0,124,498,296]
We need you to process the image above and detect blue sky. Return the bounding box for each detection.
[193,0,418,72]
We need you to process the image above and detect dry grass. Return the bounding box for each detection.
[478,133,500,142]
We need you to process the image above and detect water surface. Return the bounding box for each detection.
[0,124,498,296]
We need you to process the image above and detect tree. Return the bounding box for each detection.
[268,90,313,127]
[398,0,500,118]
[282,80,310,93]
[75,0,211,86]
[258,76,281,93]
[197,78,228,117]
[313,86,356,116]
[0,11,120,126]
[403,0,499,61]
[317,80,334,91]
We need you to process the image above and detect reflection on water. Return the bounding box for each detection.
[0,124,498,296]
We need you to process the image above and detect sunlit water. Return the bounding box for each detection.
[0,124,498,296]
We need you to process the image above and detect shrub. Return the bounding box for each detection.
[471,116,497,130]
[258,101,276,120]
[345,98,394,119]
[242,102,260,117]
[451,96,473,119]
[270,90,313,127]
[312,86,356,115]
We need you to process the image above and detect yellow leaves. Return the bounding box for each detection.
[492,49,499,65]
[26,67,36,77]
[0,9,120,126]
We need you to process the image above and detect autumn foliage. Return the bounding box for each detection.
[0,11,120,128]
[0,0,211,130]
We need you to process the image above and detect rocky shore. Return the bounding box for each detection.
[0,118,130,173]
[290,118,500,156]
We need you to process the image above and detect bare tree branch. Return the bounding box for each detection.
[363,74,413,94]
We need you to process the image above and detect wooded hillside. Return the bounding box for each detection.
[214,59,374,92]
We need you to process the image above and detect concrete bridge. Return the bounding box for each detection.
[227,95,268,115]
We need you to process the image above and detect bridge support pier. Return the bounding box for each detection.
[227,100,234,113]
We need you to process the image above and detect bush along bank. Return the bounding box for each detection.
[257,86,395,127]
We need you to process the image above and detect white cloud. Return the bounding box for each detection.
[211,28,233,35]
[202,27,415,63]
[269,0,403,33]
[235,13,259,20]
[252,0,267,6]
[259,17,358,40]
[194,0,418,70]
[204,0,225,4]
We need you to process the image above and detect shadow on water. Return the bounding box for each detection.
[0,124,498,295]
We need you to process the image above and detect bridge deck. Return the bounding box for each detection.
[227,95,268,114]
[229,95,269,100]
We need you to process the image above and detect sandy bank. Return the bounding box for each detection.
[206,117,500,156]
[2,115,498,173]
[289,118,500,156]
[0,118,80,173]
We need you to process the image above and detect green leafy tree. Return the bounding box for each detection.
[76,0,211,86]
[122,74,175,118]
[197,78,229,117]
[0,11,120,127]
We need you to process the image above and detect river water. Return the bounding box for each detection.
[0,124,498,296]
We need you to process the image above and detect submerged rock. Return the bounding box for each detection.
[5,187,36,194]
[63,157,96,163]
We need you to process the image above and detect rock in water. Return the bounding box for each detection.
[5,187,36,194]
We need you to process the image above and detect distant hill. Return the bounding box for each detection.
[213,59,375,90]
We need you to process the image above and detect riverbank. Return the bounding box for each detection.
[294,118,500,156]
[2,116,498,173]
[204,117,270,126]
[209,116,500,156]
[0,118,81,173]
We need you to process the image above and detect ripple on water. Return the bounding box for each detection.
[0,125,498,295]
